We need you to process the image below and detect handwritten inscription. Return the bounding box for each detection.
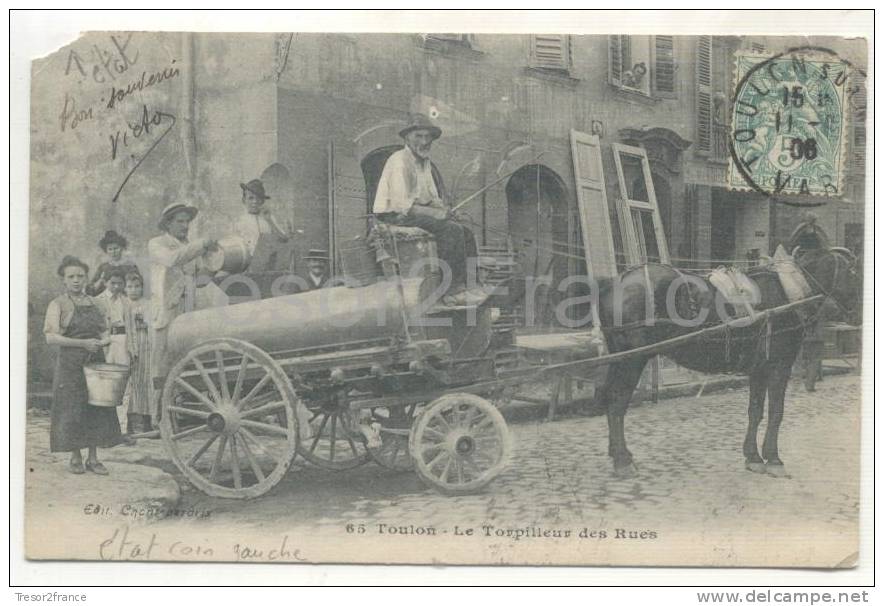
[65,33,139,83]
[233,536,306,562]
[99,526,215,560]
[106,60,180,109]
[58,93,93,132]
[109,104,174,160]
[98,526,306,562]
[109,105,177,201]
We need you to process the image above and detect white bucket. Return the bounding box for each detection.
[84,363,130,407]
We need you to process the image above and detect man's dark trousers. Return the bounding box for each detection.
[380,212,478,291]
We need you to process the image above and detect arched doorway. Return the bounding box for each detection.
[505,165,570,327]
[505,165,569,283]
[361,145,402,213]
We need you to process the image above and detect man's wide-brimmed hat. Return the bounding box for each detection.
[399,113,442,140]
[98,229,128,251]
[240,179,271,201]
[158,202,199,229]
[304,249,329,262]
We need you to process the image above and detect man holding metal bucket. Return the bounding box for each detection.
[148,203,218,423]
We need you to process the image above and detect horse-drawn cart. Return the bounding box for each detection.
[156,226,606,499]
[156,222,841,499]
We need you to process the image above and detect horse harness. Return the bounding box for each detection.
[602,260,837,368]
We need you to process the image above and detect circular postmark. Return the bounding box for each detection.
[728,46,866,207]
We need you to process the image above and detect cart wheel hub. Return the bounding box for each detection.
[455,435,475,456]
[207,412,226,432]
[207,407,241,434]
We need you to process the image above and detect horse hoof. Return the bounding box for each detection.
[764,463,789,478]
[613,462,638,479]
[745,460,766,474]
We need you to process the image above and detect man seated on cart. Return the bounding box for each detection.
[372,113,485,307]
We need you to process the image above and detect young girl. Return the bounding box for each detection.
[97,268,129,367]
[87,230,139,296]
[122,271,153,434]
[44,256,122,474]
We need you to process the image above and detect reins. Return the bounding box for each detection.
[795,250,853,318]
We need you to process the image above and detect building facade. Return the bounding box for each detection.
[27,32,867,387]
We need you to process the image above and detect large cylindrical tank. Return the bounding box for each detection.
[166,278,428,359]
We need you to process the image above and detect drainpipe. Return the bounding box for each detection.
[181,32,197,196]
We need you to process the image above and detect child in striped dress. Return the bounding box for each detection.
[122,272,153,434]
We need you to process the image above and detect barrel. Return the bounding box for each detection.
[166,278,431,359]
[204,236,251,273]
[84,363,130,407]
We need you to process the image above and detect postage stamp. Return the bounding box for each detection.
[727,48,857,199]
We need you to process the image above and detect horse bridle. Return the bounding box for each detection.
[794,247,857,318]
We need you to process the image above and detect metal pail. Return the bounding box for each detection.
[84,363,130,407]
[204,236,251,273]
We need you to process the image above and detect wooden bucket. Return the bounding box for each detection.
[84,363,130,407]
[204,236,251,273]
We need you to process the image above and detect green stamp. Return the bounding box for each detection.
[728,50,851,198]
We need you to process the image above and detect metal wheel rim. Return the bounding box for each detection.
[160,338,299,499]
[409,393,511,495]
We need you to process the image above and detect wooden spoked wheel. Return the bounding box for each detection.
[296,393,371,471]
[160,339,299,499]
[409,393,511,495]
[367,403,421,472]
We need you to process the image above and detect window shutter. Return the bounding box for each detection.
[653,35,676,96]
[851,74,867,174]
[608,35,622,86]
[532,34,570,70]
[695,35,713,154]
[569,130,618,282]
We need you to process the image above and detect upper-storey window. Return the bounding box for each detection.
[695,35,731,161]
[530,34,572,73]
[609,35,676,98]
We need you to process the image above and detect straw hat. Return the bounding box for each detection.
[399,113,442,140]
[158,202,199,229]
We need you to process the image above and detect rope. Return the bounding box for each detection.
[469,216,758,270]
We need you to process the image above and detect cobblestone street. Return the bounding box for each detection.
[26,374,861,566]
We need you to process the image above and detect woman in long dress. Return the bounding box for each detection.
[44,256,123,474]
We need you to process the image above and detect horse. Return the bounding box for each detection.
[592,247,861,479]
